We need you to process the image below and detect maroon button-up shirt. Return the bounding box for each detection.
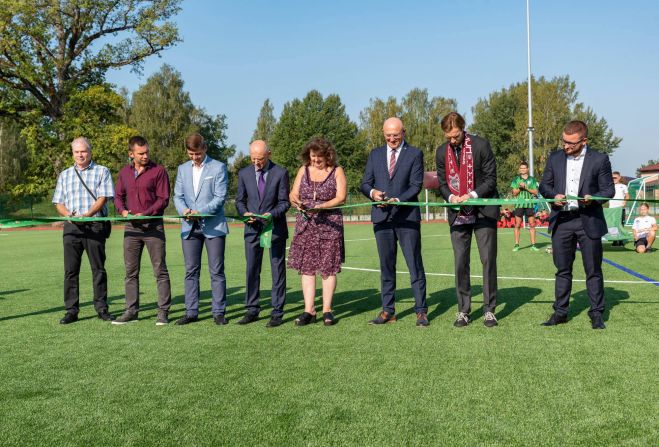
[115,161,170,216]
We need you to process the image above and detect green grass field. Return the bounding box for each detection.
[0,223,657,446]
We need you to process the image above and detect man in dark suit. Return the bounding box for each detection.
[539,120,614,329]
[436,112,499,328]
[360,117,428,326]
[235,140,291,327]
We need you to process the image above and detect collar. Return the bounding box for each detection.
[255,160,271,173]
[387,141,405,152]
[193,155,209,169]
[74,160,95,171]
[132,160,156,171]
[567,145,588,161]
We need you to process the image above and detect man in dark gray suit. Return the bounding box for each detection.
[361,117,428,326]
[235,140,290,327]
[436,112,500,328]
[539,120,614,329]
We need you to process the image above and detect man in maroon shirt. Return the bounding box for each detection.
[112,136,172,325]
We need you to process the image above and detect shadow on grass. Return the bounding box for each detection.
[570,286,631,321]
[0,289,29,298]
[0,287,245,322]
[495,286,543,321]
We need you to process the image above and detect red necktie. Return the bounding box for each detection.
[389,148,397,178]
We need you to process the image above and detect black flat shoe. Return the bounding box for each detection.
[237,313,259,325]
[323,312,336,326]
[59,313,78,325]
[295,312,316,326]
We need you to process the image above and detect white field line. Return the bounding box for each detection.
[341,266,659,285]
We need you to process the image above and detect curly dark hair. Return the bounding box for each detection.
[300,136,337,167]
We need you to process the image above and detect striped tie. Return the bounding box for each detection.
[389,148,397,178]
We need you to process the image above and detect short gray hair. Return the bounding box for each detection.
[71,137,92,152]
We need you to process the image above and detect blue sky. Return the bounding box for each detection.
[107,0,659,176]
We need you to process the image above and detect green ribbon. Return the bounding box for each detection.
[226,214,273,248]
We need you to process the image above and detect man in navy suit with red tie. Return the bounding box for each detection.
[236,140,290,327]
[539,120,614,329]
[360,117,428,327]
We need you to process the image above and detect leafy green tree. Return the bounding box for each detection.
[0,0,181,120]
[128,64,196,169]
[16,86,135,195]
[228,152,252,197]
[0,0,181,197]
[252,99,277,142]
[471,75,622,193]
[192,110,236,164]
[358,88,457,171]
[269,90,365,192]
[0,117,28,194]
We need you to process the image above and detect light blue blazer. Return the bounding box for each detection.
[173,156,229,238]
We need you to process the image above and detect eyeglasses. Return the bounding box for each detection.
[561,137,586,147]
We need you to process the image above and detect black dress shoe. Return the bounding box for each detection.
[237,313,259,325]
[59,313,78,325]
[541,313,568,326]
[266,316,283,328]
[590,313,606,329]
[175,315,198,325]
[97,311,115,321]
[213,315,228,325]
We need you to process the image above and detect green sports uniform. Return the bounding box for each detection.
[510,175,539,209]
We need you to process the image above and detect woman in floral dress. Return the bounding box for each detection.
[287,137,347,326]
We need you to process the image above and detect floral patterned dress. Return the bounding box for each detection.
[287,166,345,277]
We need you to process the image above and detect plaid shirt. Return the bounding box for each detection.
[52,161,114,216]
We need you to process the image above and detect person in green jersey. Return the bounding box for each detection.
[511,161,540,251]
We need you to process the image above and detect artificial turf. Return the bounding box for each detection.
[0,223,657,446]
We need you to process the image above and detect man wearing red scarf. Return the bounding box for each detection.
[436,112,500,328]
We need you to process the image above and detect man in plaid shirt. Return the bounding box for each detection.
[53,137,115,324]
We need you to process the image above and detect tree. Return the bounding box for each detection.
[15,85,136,195]
[471,75,622,194]
[269,90,365,192]
[192,110,236,164]
[637,159,659,177]
[128,64,196,169]
[228,152,252,197]
[252,99,277,142]
[0,0,181,120]
[0,117,28,194]
[358,88,457,171]
[0,0,181,198]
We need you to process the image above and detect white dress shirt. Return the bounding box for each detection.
[565,146,587,210]
[192,155,208,195]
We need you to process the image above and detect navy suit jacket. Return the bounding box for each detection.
[539,147,614,238]
[235,161,290,242]
[435,134,500,225]
[360,142,423,224]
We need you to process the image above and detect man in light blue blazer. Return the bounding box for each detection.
[173,133,229,325]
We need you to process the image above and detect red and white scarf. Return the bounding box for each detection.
[445,132,476,224]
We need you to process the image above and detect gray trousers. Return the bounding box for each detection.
[450,218,498,314]
[182,228,226,317]
[123,221,171,315]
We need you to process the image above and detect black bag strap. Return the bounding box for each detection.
[74,167,107,217]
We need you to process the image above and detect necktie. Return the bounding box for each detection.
[389,148,397,178]
[453,145,461,168]
[257,169,266,199]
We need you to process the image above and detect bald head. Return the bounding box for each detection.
[382,117,405,149]
[249,139,271,170]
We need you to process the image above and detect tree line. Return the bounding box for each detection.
[0,0,642,210]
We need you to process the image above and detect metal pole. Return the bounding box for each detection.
[425,189,429,222]
[526,0,535,176]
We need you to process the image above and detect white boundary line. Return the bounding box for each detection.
[341,266,659,285]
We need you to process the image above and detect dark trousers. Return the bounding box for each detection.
[373,221,427,314]
[182,228,226,317]
[62,222,108,315]
[123,221,171,315]
[551,214,605,317]
[449,218,498,314]
[244,237,286,317]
